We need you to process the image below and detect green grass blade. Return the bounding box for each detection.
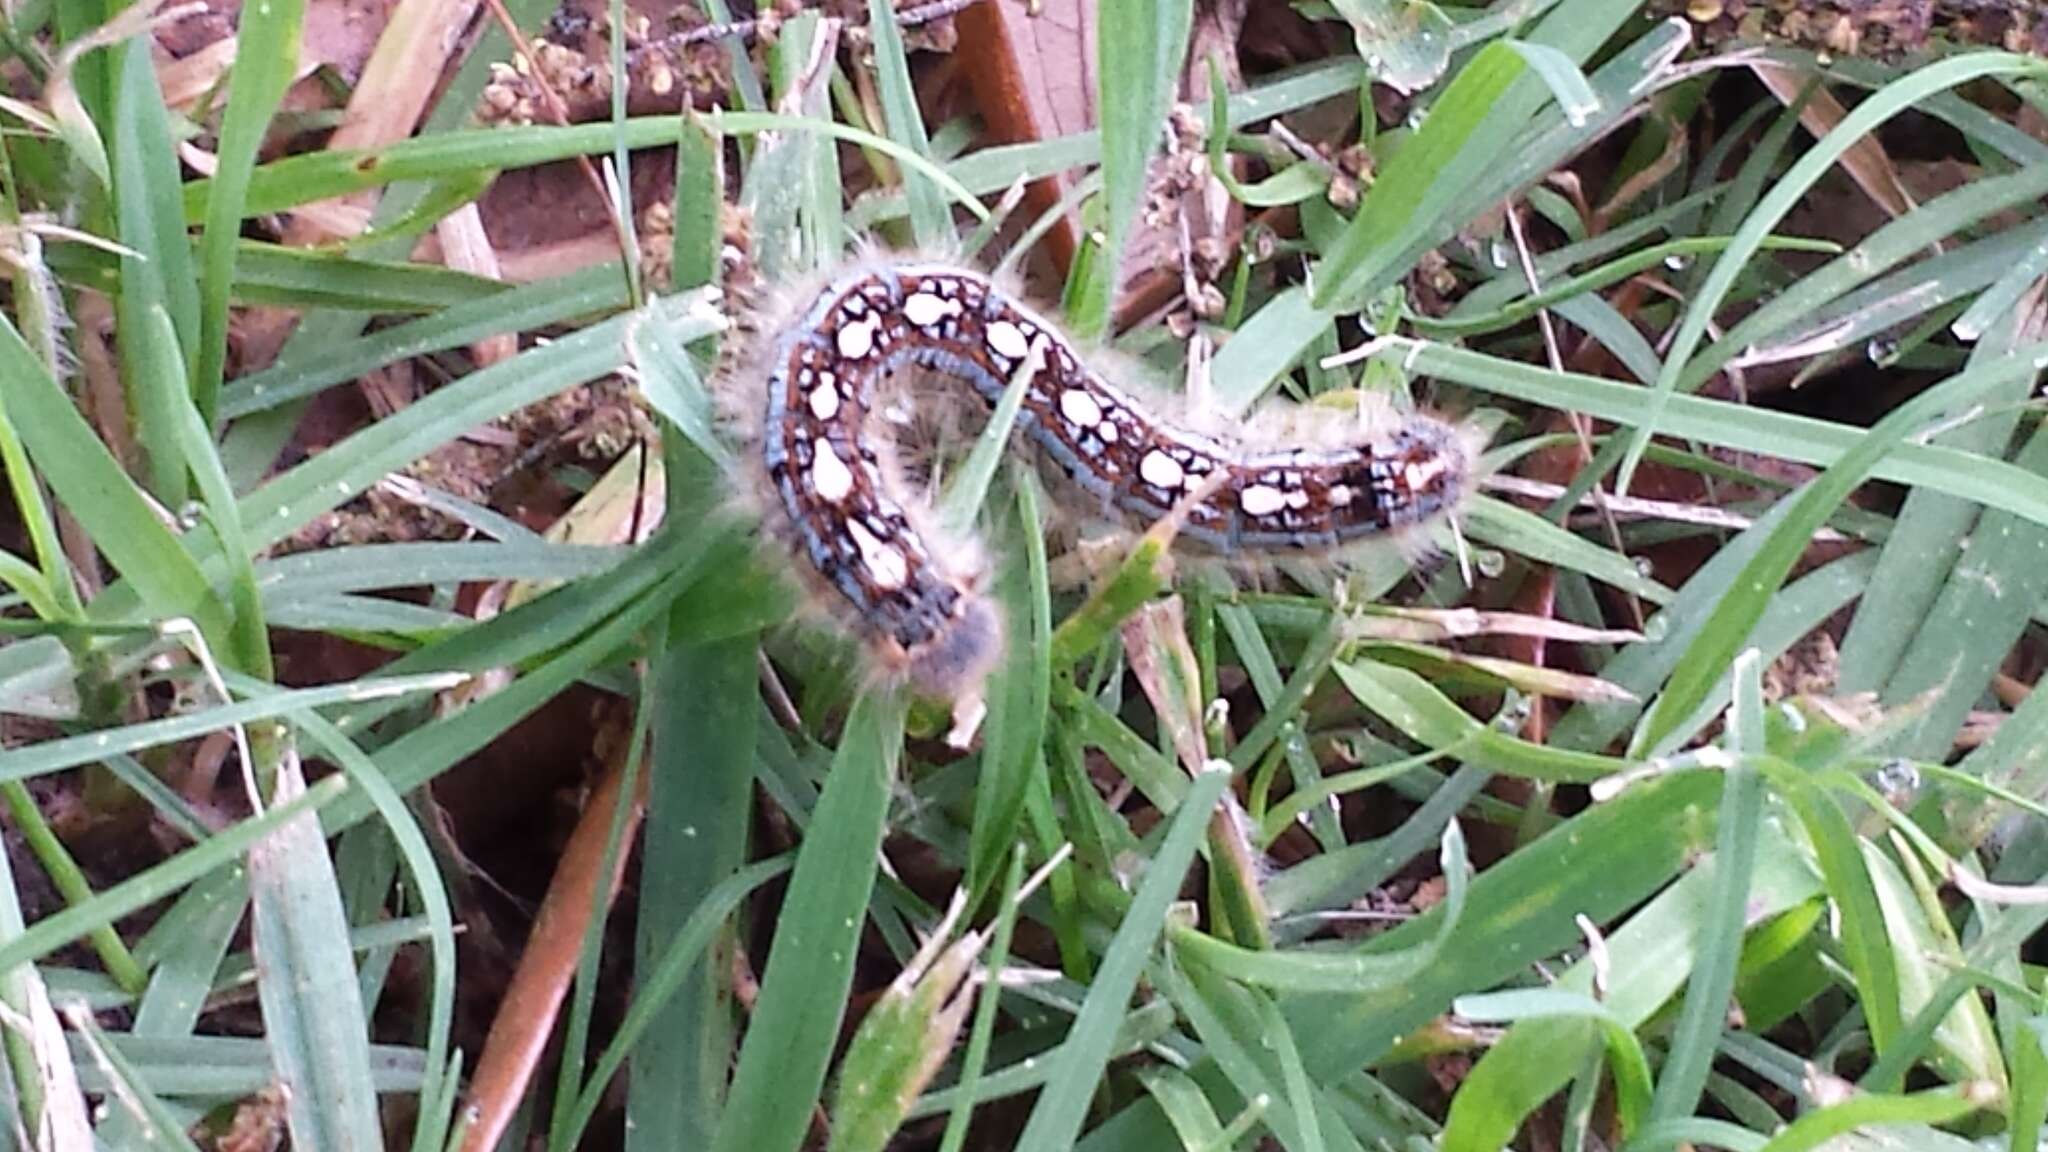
[864,0,947,249]
[711,691,909,1152]
[1649,650,1766,1123]
[967,480,1051,904]
[190,0,302,426]
[285,708,459,1152]
[1334,661,1626,783]
[1633,343,2044,755]
[1753,1084,1990,1152]
[560,856,793,1148]
[0,311,232,646]
[68,1008,205,1152]
[246,755,385,1152]
[0,674,460,782]
[1013,763,1232,1152]
[1836,300,2042,695]
[0,776,346,976]
[1618,51,2048,493]
[1081,0,1192,338]
[110,36,198,504]
[1405,337,2048,533]
[1438,818,1817,1152]
[624,630,759,1152]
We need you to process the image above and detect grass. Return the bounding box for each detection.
[1,2,2047,1151]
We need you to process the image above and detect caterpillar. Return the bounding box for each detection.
[731,257,1482,704]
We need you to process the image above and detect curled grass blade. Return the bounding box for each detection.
[1334,660,1625,783]
[1175,822,1469,993]
[1438,817,1818,1152]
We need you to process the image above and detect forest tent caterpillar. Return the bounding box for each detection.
[733,258,1480,702]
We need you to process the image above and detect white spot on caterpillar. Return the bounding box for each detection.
[845,520,909,590]
[986,320,1030,361]
[809,383,840,420]
[1059,389,1103,428]
[1097,421,1120,444]
[1329,485,1354,506]
[1286,489,1310,510]
[1240,484,1287,516]
[1140,450,1186,490]
[837,316,880,360]
[812,440,855,503]
[904,292,961,328]
[1406,457,1448,490]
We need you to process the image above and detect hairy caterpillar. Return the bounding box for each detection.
[728,256,1481,703]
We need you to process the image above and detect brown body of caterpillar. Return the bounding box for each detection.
[760,262,1474,700]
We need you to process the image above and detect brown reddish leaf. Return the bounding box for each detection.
[458,738,647,1152]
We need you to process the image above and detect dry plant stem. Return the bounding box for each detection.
[1752,63,1914,221]
[283,0,485,246]
[1505,200,1643,631]
[480,0,619,230]
[1482,474,1851,541]
[459,745,647,1152]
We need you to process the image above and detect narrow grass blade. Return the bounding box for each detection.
[219,266,626,419]
[864,0,947,249]
[559,856,792,1148]
[1334,661,1626,783]
[1649,650,1766,1123]
[1450,988,1653,1143]
[191,0,302,425]
[1837,297,2043,695]
[711,691,909,1152]
[285,708,459,1152]
[1081,0,1192,337]
[1619,52,2048,493]
[67,1005,205,1152]
[967,480,1051,905]
[1013,764,1232,1152]
[1395,340,2048,529]
[247,752,384,1152]
[0,674,460,782]
[1753,1084,1992,1152]
[0,313,232,646]
[1177,823,1468,993]
[0,776,346,977]
[1633,343,2044,755]
[625,631,759,1152]
[110,36,198,504]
